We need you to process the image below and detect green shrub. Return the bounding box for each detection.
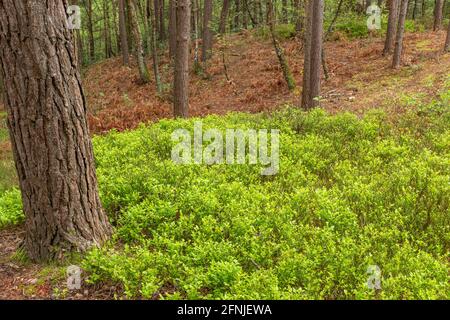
[83,96,449,300]
[0,188,23,228]
[1,92,449,300]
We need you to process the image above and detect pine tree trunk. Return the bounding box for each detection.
[104,0,113,58]
[87,0,96,61]
[267,0,295,91]
[281,0,288,23]
[0,0,112,262]
[119,0,130,65]
[393,0,409,68]
[129,0,151,83]
[147,0,163,93]
[219,0,231,34]
[433,0,444,31]
[301,0,313,109]
[384,0,399,55]
[159,0,166,41]
[169,0,177,58]
[174,0,191,118]
[308,0,324,108]
[445,20,450,52]
[202,0,214,62]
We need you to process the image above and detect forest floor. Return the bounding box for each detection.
[0,30,449,299]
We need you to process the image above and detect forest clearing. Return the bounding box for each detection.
[0,0,449,304]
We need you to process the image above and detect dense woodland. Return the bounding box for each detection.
[0,0,449,300]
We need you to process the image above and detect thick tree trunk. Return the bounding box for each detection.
[219,0,231,34]
[202,0,214,62]
[174,0,191,118]
[169,0,177,58]
[119,0,130,65]
[393,0,409,68]
[384,0,399,55]
[0,0,112,262]
[129,0,151,83]
[433,0,444,31]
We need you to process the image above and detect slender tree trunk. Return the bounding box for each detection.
[119,0,130,65]
[267,0,295,91]
[445,20,450,52]
[104,0,113,58]
[302,0,313,109]
[169,0,177,58]
[129,0,151,83]
[384,0,399,55]
[0,0,112,262]
[412,0,418,19]
[159,0,166,40]
[393,0,409,68]
[202,0,214,62]
[433,0,444,31]
[235,0,241,29]
[281,0,288,23]
[322,0,344,80]
[87,0,96,61]
[148,0,163,92]
[219,0,231,34]
[174,0,191,118]
[309,0,324,108]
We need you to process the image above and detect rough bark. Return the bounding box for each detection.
[393,0,409,68]
[174,0,191,118]
[384,0,399,55]
[119,0,130,65]
[129,0,151,83]
[0,0,112,262]
[202,0,213,62]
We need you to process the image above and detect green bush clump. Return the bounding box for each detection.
[82,97,449,300]
[256,24,297,40]
[0,188,23,228]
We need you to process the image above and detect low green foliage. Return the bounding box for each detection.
[81,96,449,300]
[0,188,23,228]
[0,94,448,299]
[256,24,297,40]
